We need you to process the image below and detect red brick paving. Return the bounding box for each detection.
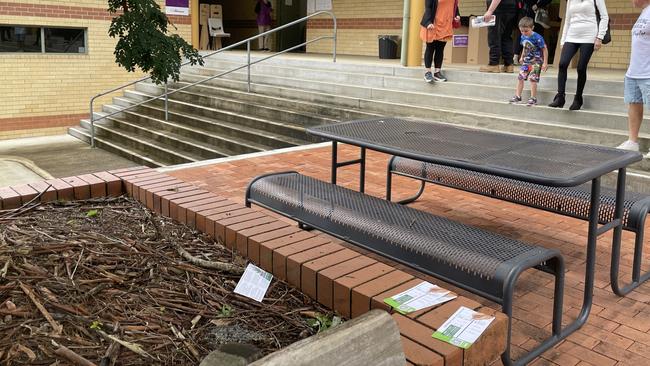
[3,145,649,365]
[166,145,650,366]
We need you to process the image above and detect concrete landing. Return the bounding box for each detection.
[0,135,138,186]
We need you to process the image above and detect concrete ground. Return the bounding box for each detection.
[0,134,138,187]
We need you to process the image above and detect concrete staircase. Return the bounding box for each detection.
[69,51,650,191]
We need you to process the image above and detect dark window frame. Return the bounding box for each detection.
[0,25,88,54]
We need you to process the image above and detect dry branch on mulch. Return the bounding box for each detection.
[0,197,331,365]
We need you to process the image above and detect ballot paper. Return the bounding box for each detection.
[234,264,273,302]
[383,281,456,314]
[432,306,495,349]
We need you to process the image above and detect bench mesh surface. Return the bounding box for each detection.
[392,157,650,229]
[248,172,559,299]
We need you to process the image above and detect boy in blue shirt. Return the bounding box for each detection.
[509,17,548,106]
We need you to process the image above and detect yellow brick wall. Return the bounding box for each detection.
[0,0,192,126]
[306,0,403,56]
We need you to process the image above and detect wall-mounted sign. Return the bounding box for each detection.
[166,0,189,16]
[452,35,469,47]
[308,0,333,14]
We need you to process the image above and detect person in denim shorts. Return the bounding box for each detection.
[508,17,548,106]
[617,0,650,155]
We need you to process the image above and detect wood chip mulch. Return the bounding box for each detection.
[0,196,332,365]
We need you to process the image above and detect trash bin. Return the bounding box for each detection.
[378,35,400,59]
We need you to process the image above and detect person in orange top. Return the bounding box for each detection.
[421,0,461,83]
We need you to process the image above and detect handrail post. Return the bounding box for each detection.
[247,40,251,93]
[332,13,337,63]
[89,101,95,148]
[164,83,169,121]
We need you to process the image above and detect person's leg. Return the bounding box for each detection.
[628,103,644,142]
[500,12,517,68]
[258,25,265,49]
[264,25,271,49]
[423,42,435,82]
[433,40,446,71]
[549,42,579,107]
[432,41,448,81]
[487,16,503,66]
[569,43,595,110]
[618,77,644,150]
[516,79,524,97]
[530,81,538,99]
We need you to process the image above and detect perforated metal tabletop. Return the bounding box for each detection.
[307,118,642,187]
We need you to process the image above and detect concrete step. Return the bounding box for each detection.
[68,126,166,168]
[179,71,650,164]
[101,105,232,160]
[183,67,644,131]
[193,61,626,114]
[81,117,197,166]
[112,96,301,151]
[201,53,624,97]
[124,88,316,144]
[110,97,269,155]
[165,81,381,122]
[136,81,342,128]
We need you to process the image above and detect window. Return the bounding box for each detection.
[0,26,41,52]
[0,26,87,53]
[44,27,86,53]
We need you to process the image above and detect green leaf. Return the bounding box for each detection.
[89,320,103,330]
[219,304,233,317]
[86,209,99,218]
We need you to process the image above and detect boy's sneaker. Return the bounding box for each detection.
[616,140,640,152]
[527,97,537,106]
[509,95,522,104]
[433,72,447,82]
[424,71,434,83]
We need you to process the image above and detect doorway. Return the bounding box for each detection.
[275,0,307,52]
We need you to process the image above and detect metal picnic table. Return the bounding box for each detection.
[306,117,642,363]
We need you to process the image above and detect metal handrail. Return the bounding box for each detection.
[88,10,337,148]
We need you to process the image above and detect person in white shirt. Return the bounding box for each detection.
[548,0,609,110]
[616,0,650,155]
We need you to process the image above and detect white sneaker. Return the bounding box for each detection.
[616,140,640,152]
[644,151,650,159]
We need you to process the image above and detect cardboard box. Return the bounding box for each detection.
[467,17,490,65]
[209,4,222,19]
[199,4,209,24]
[443,26,469,64]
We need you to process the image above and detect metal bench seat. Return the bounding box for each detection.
[387,156,650,296]
[246,171,565,366]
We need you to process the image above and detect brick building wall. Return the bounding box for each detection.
[0,0,191,139]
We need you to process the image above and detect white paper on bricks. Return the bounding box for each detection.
[234,263,273,302]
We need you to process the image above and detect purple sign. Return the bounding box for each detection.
[166,0,189,6]
[166,0,189,15]
[453,35,469,48]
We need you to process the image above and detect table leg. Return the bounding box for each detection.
[331,141,338,185]
[608,168,638,296]
[513,177,602,366]
[329,142,367,193]
[359,147,366,193]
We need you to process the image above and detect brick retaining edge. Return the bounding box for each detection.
[0,167,508,366]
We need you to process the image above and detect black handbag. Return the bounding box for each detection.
[594,0,611,44]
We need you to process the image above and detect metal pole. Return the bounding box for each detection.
[331,141,338,184]
[164,83,169,121]
[247,40,251,92]
[89,102,95,148]
[332,15,337,63]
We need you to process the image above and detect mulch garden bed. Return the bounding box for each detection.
[0,196,333,365]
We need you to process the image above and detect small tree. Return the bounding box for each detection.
[108,0,203,84]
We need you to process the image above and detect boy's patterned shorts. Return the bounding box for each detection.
[518,63,542,82]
